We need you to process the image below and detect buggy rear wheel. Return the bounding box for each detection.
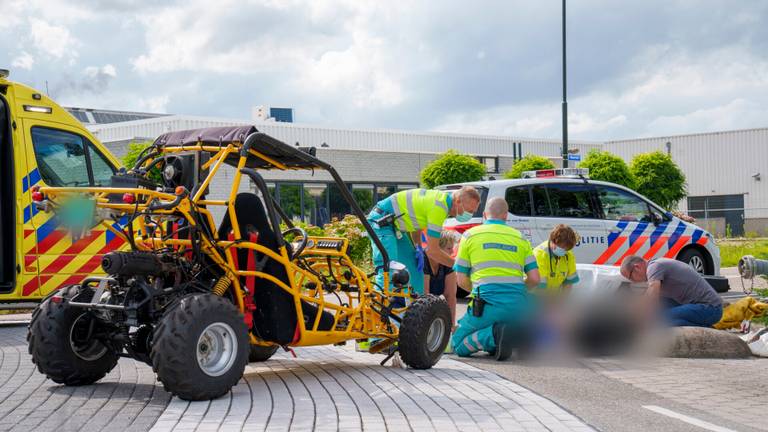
[398,294,451,369]
[249,344,279,362]
[27,285,118,386]
[151,293,249,401]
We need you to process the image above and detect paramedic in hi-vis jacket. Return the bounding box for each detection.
[367,186,480,297]
[451,197,540,361]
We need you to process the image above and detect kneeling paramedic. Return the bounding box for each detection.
[451,197,540,361]
[533,224,580,294]
[367,186,480,297]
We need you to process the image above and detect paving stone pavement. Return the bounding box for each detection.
[0,324,594,432]
[584,356,768,431]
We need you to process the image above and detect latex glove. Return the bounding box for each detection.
[414,245,425,273]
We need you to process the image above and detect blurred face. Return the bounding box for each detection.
[621,261,648,282]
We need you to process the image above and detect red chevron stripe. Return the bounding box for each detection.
[24,255,37,267]
[37,230,66,254]
[643,236,669,259]
[614,236,649,266]
[593,236,627,265]
[23,274,53,296]
[697,236,709,246]
[24,229,34,238]
[665,236,691,258]
[61,274,87,287]
[37,232,105,275]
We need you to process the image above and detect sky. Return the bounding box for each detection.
[2,0,767,141]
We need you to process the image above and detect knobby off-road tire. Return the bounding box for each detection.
[151,293,249,401]
[249,344,279,362]
[399,294,452,369]
[27,285,118,386]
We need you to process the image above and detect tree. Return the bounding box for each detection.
[503,154,555,179]
[579,150,635,189]
[122,140,162,183]
[630,151,687,209]
[420,150,486,188]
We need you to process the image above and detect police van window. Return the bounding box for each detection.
[31,127,115,187]
[505,186,531,216]
[596,186,652,222]
[31,127,91,187]
[88,143,115,186]
[535,184,597,219]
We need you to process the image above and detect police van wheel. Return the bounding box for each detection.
[151,293,249,401]
[28,285,119,386]
[399,295,452,369]
[248,344,279,362]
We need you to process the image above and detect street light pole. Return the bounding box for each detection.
[561,0,569,168]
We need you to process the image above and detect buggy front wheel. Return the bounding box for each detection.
[151,293,249,401]
[398,294,452,369]
[249,344,279,362]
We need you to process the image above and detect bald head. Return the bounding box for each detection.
[484,197,508,220]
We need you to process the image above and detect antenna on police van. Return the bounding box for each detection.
[45,80,50,96]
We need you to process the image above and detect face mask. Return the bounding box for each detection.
[456,211,473,223]
[454,201,473,223]
[552,246,567,257]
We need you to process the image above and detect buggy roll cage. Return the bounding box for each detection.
[132,126,390,266]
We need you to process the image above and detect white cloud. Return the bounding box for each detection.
[29,18,80,60]
[137,95,170,113]
[434,44,768,140]
[11,51,35,70]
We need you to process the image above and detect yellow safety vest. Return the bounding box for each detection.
[453,220,537,305]
[386,189,452,239]
[532,241,579,291]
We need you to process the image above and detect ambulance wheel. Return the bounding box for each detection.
[399,294,452,369]
[249,344,279,362]
[677,248,708,275]
[151,293,249,401]
[28,285,119,386]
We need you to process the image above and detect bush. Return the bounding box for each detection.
[281,215,372,271]
[503,154,555,179]
[579,150,635,189]
[123,141,162,183]
[420,150,486,188]
[630,151,686,209]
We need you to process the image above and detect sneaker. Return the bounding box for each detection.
[493,323,515,361]
[444,343,454,354]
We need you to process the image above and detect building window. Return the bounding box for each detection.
[476,156,499,174]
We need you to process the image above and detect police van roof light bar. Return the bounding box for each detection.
[521,168,589,179]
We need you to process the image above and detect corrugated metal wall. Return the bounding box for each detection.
[604,128,768,219]
[88,115,602,158]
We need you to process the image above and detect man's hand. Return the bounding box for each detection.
[525,269,540,288]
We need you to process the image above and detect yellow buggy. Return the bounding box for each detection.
[27,126,451,400]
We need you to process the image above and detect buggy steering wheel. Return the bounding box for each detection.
[282,227,308,260]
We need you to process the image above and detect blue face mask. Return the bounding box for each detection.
[456,211,473,223]
[552,246,567,257]
[455,202,473,223]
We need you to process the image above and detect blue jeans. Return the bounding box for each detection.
[662,298,723,327]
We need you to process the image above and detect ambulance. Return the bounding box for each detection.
[442,168,721,276]
[0,69,125,303]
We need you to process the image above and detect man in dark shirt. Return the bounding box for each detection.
[621,256,723,327]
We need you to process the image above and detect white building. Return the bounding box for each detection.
[72,108,767,236]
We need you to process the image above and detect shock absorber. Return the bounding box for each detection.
[212,276,232,296]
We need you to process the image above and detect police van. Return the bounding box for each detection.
[0,69,124,303]
[441,168,720,276]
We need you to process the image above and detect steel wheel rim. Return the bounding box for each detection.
[197,322,238,377]
[688,256,705,274]
[69,313,108,361]
[426,318,446,353]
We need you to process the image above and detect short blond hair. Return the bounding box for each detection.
[456,186,480,204]
[549,224,579,249]
[439,230,459,250]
